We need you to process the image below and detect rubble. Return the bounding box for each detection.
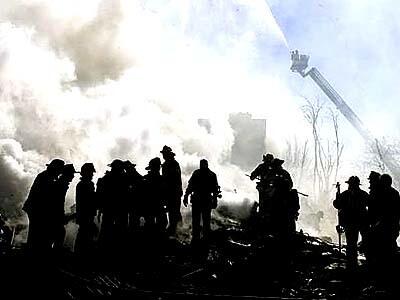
[1,220,400,299]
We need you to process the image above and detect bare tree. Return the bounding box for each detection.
[302,98,323,195]
[284,137,309,188]
[364,137,400,188]
[331,109,344,182]
[301,98,344,199]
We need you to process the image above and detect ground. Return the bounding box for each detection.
[1,221,399,299]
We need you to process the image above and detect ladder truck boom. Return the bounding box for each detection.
[290,50,399,186]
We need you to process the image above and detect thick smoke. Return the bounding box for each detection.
[4,0,368,242]
[0,0,301,217]
[0,140,42,219]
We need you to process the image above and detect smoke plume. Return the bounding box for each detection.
[0,0,302,223]
[5,0,388,241]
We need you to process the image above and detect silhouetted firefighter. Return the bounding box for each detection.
[49,163,78,251]
[369,174,400,277]
[183,159,220,243]
[270,158,296,238]
[74,163,97,254]
[366,171,381,266]
[23,159,65,252]
[143,157,167,233]
[124,160,143,233]
[250,153,275,217]
[161,145,183,236]
[367,171,381,226]
[250,155,297,238]
[333,176,368,269]
[97,159,128,250]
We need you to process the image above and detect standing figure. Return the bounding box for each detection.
[375,174,400,268]
[74,163,97,254]
[143,157,167,232]
[333,176,369,269]
[49,164,78,250]
[368,171,382,226]
[183,159,219,243]
[366,171,381,265]
[249,153,275,217]
[124,160,143,233]
[23,159,65,252]
[270,158,294,237]
[160,146,183,235]
[97,159,128,250]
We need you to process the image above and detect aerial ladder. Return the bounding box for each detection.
[290,50,400,187]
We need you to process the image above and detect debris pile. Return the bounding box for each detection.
[1,221,399,299]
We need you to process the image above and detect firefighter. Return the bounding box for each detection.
[183,159,220,243]
[271,158,293,190]
[74,163,97,254]
[366,171,381,265]
[124,160,143,233]
[250,153,275,181]
[374,174,400,268]
[367,171,381,227]
[249,153,275,217]
[23,159,65,252]
[333,176,369,269]
[269,158,295,238]
[49,163,78,250]
[142,157,167,233]
[97,159,128,250]
[160,146,183,236]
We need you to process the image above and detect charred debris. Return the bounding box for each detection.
[1,211,399,300]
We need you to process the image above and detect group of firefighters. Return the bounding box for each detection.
[22,145,221,254]
[333,172,400,272]
[18,148,400,273]
[249,152,400,273]
[249,153,300,242]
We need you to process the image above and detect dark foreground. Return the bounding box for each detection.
[1,226,399,300]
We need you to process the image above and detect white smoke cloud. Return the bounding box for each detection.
[0,0,322,243]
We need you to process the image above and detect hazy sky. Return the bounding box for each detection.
[268,0,400,138]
